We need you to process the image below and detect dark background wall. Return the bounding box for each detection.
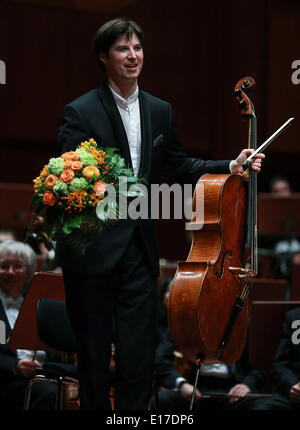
[1,0,300,260]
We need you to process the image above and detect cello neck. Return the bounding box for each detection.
[234,76,258,277]
[246,113,258,275]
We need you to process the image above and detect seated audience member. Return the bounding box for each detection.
[269,175,292,197]
[0,228,17,243]
[269,176,300,282]
[254,307,300,410]
[0,240,60,410]
[152,328,268,410]
[26,232,58,273]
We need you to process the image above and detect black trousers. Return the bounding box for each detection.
[0,378,57,410]
[152,377,260,411]
[62,230,157,410]
[253,392,300,410]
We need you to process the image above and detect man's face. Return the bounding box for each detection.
[100,33,144,87]
[271,180,291,197]
[0,254,30,298]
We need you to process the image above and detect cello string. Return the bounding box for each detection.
[240,279,255,301]
[190,362,201,411]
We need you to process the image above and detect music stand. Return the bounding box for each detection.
[8,272,65,351]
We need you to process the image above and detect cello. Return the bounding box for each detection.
[168,77,258,366]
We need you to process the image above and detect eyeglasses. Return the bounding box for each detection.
[0,263,27,272]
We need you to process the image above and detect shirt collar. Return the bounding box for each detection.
[109,84,139,110]
[0,289,23,310]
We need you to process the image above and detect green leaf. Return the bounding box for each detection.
[30,194,43,212]
[105,147,118,156]
[62,216,82,234]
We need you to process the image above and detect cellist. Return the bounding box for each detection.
[56,18,265,410]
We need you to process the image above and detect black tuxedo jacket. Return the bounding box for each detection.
[271,307,300,397]
[56,81,231,276]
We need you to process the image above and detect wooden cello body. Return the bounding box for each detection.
[168,173,248,364]
[169,77,258,366]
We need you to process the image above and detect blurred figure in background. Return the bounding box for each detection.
[270,175,292,197]
[0,240,59,409]
[269,176,300,285]
[0,228,17,243]
[254,307,300,410]
[25,231,58,272]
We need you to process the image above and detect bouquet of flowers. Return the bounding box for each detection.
[30,138,146,254]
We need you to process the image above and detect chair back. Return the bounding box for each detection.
[37,298,78,353]
[249,300,300,368]
[8,272,65,351]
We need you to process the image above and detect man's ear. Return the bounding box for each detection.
[99,52,107,66]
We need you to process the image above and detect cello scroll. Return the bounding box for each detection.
[234,77,255,118]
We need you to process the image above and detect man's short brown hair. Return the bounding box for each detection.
[93,18,144,70]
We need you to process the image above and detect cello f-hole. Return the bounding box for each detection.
[215,251,232,279]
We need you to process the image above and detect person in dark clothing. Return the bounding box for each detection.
[254,306,300,410]
[56,17,265,410]
[152,328,268,410]
[0,240,60,410]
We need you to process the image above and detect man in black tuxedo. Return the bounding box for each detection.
[56,18,264,410]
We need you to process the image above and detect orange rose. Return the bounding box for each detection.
[83,165,100,180]
[61,151,79,161]
[42,191,56,206]
[72,160,83,171]
[62,160,73,169]
[94,180,107,196]
[44,174,59,189]
[60,168,75,183]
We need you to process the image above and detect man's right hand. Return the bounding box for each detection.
[16,359,42,378]
[290,383,300,404]
[179,381,202,403]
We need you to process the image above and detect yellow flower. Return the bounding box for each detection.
[33,165,49,193]
[88,190,102,206]
[33,178,40,194]
[39,165,49,180]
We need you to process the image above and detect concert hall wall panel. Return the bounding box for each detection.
[0,0,299,259]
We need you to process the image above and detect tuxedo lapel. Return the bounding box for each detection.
[138,91,152,179]
[97,82,133,170]
[0,300,12,340]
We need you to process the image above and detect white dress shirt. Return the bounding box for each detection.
[174,363,230,391]
[109,84,141,176]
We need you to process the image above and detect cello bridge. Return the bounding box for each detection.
[228,266,257,278]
